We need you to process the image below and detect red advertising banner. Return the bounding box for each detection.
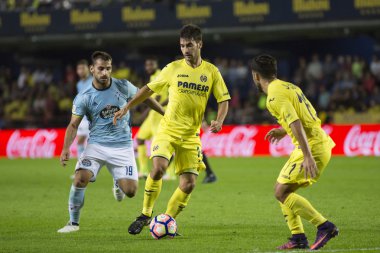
[0,124,379,158]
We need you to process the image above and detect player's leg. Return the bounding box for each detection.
[163,155,176,180]
[117,179,138,198]
[128,156,169,235]
[137,138,149,179]
[202,152,217,184]
[275,183,312,249]
[166,139,206,219]
[107,145,139,201]
[166,172,197,218]
[58,144,104,233]
[136,119,152,179]
[71,118,89,180]
[275,146,338,250]
[144,156,168,212]
[69,169,92,223]
[128,134,174,235]
[58,166,98,233]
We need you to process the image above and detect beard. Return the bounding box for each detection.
[95,76,109,85]
[256,82,264,93]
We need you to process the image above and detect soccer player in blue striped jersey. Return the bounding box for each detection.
[57,51,165,233]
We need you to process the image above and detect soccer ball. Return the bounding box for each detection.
[149,214,177,239]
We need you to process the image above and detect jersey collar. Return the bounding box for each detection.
[183,58,204,69]
[92,78,113,91]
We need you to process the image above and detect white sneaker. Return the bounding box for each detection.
[113,181,125,202]
[57,222,79,233]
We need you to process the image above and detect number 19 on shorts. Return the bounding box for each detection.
[126,166,133,176]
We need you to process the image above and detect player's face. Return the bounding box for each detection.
[252,71,264,93]
[180,38,202,62]
[76,64,89,79]
[90,59,112,85]
[145,60,157,75]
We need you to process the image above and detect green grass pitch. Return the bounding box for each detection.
[0,157,379,253]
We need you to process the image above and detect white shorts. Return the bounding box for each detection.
[77,116,90,137]
[75,143,138,182]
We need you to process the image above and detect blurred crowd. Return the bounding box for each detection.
[213,54,380,125]
[1,54,380,129]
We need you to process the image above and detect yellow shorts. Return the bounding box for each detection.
[136,113,162,140]
[277,142,334,187]
[150,132,206,176]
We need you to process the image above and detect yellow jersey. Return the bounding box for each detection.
[147,59,230,138]
[150,69,166,101]
[266,79,334,147]
[147,69,168,122]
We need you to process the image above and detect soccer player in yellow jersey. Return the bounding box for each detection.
[136,57,175,179]
[113,24,230,235]
[251,54,338,250]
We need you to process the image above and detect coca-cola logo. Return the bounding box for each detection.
[269,125,334,157]
[201,126,257,157]
[6,130,58,158]
[344,125,380,156]
[269,135,294,157]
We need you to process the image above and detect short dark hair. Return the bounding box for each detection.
[77,59,88,66]
[251,54,277,79]
[145,55,158,63]
[180,24,202,42]
[91,51,112,64]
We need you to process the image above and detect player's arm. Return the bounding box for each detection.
[211,67,231,133]
[210,100,229,133]
[265,127,287,144]
[143,96,165,116]
[290,120,318,179]
[140,96,167,120]
[113,85,154,125]
[114,65,170,124]
[60,114,82,167]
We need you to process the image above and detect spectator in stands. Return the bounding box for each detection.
[306,53,323,81]
[113,61,131,80]
[1,53,380,128]
[4,93,29,128]
[369,86,380,107]
[362,70,376,95]
[318,85,330,111]
[322,54,337,88]
[352,56,364,80]
[370,55,380,81]
[17,67,30,89]
[293,57,307,88]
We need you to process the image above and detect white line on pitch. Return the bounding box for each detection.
[249,247,380,253]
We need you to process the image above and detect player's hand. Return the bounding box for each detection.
[264,128,287,144]
[300,155,319,179]
[210,120,222,133]
[201,120,209,131]
[60,148,70,167]
[113,107,128,125]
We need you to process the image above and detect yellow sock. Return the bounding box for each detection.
[166,160,176,179]
[142,175,162,217]
[284,193,327,227]
[165,187,191,219]
[280,202,305,234]
[137,145,149,175]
